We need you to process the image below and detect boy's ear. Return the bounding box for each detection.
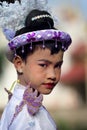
[13,56,24,73]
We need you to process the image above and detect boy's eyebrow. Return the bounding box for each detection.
[37,59,53,63]
[55,60,63,66]
[37,59,63,64]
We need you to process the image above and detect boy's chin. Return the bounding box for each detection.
[41,90,52,95]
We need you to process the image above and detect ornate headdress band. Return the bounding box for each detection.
[8,29,72,51]
[31,14,52,21]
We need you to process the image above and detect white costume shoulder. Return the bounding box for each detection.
[0,84,57,130]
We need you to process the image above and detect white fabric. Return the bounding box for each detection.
[0,84,57,130]
[0,0,49,30]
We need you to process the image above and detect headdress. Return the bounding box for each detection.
[0,0,49,30]
[0,0,72,62]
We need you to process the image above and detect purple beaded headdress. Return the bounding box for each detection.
[8,29,71,50]
[6,29,72,61]
[0,0,72,62]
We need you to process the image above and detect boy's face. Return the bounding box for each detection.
[15,48,64,94]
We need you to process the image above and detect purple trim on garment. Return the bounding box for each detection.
[8,29,72,51]
[23,88,43,115]
[8,87,43,129]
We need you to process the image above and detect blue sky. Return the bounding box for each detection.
[48,0,87,20]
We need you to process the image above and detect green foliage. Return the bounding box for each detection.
[0,51,5,77]
[57,120,87,130]
[57,120,70,130]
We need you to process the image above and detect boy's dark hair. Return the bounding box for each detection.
[15,9,63,61]
[15,9,55,35]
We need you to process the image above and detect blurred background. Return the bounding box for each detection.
[0,0,87,129]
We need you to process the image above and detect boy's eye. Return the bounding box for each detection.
[55,62,63,68]
[57,64,62,68]
[39,64,47,68]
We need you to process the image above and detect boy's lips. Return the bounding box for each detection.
[42,83,55,89]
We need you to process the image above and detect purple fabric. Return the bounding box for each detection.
[8,87,43,128]
[23,88,43,115]
[8,29,72,51]
[3,28,15,41]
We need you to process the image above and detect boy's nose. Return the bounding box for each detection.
[47,69,56,81]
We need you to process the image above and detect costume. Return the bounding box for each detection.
[0,83,57,130]
[0,1,72,130]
